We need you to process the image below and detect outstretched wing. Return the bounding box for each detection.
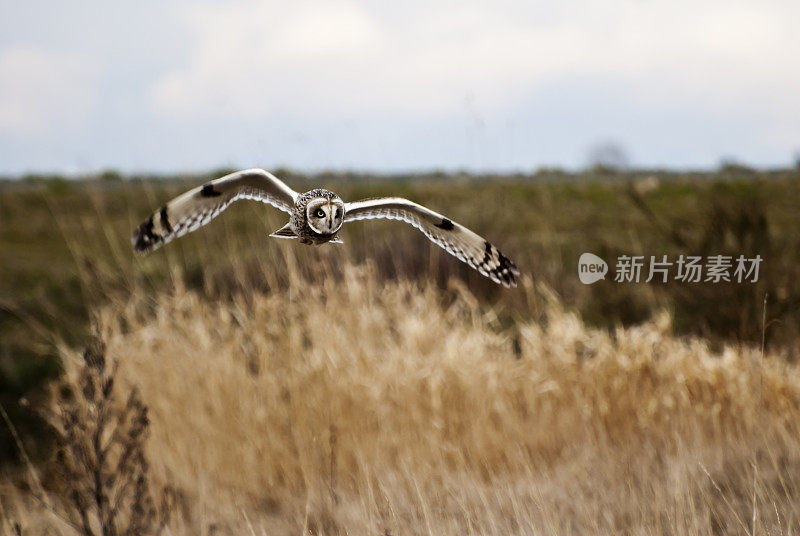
[344,197,519,287]
[132,169,298,253]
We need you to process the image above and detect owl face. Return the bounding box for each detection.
[306,196,345,235]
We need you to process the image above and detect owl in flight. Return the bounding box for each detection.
[132,169,519,287]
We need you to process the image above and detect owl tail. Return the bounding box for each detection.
[269,222,298,240]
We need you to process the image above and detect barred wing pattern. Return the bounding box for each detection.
[132,169,298,253]
[344,198,519,287]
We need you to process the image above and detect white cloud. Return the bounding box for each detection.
[151,1,388,118]
[0,47,97,136]
[149,0,800,122]
[1,0,798,172]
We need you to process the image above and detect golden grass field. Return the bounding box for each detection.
[2,173,800,534]
[5,261,800,534]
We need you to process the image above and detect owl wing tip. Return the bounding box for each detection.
[131,215,163,254]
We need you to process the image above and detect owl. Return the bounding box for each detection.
[132,169,519,287]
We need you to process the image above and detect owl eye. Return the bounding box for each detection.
[315,209,325,218]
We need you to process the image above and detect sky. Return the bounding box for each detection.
[0,0,799,175]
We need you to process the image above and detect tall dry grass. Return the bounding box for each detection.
[5,256,800,535]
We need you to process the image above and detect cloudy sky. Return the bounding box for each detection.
[1,0,798,174]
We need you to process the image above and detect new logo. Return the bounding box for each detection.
[578,253,608,284]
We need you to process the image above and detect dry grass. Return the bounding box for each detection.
[4,258,800,535]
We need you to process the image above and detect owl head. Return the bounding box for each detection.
[305,192,345,235]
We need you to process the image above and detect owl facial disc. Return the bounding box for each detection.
[306,196,345,236]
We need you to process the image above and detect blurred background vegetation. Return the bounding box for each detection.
[1,167,799,468]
